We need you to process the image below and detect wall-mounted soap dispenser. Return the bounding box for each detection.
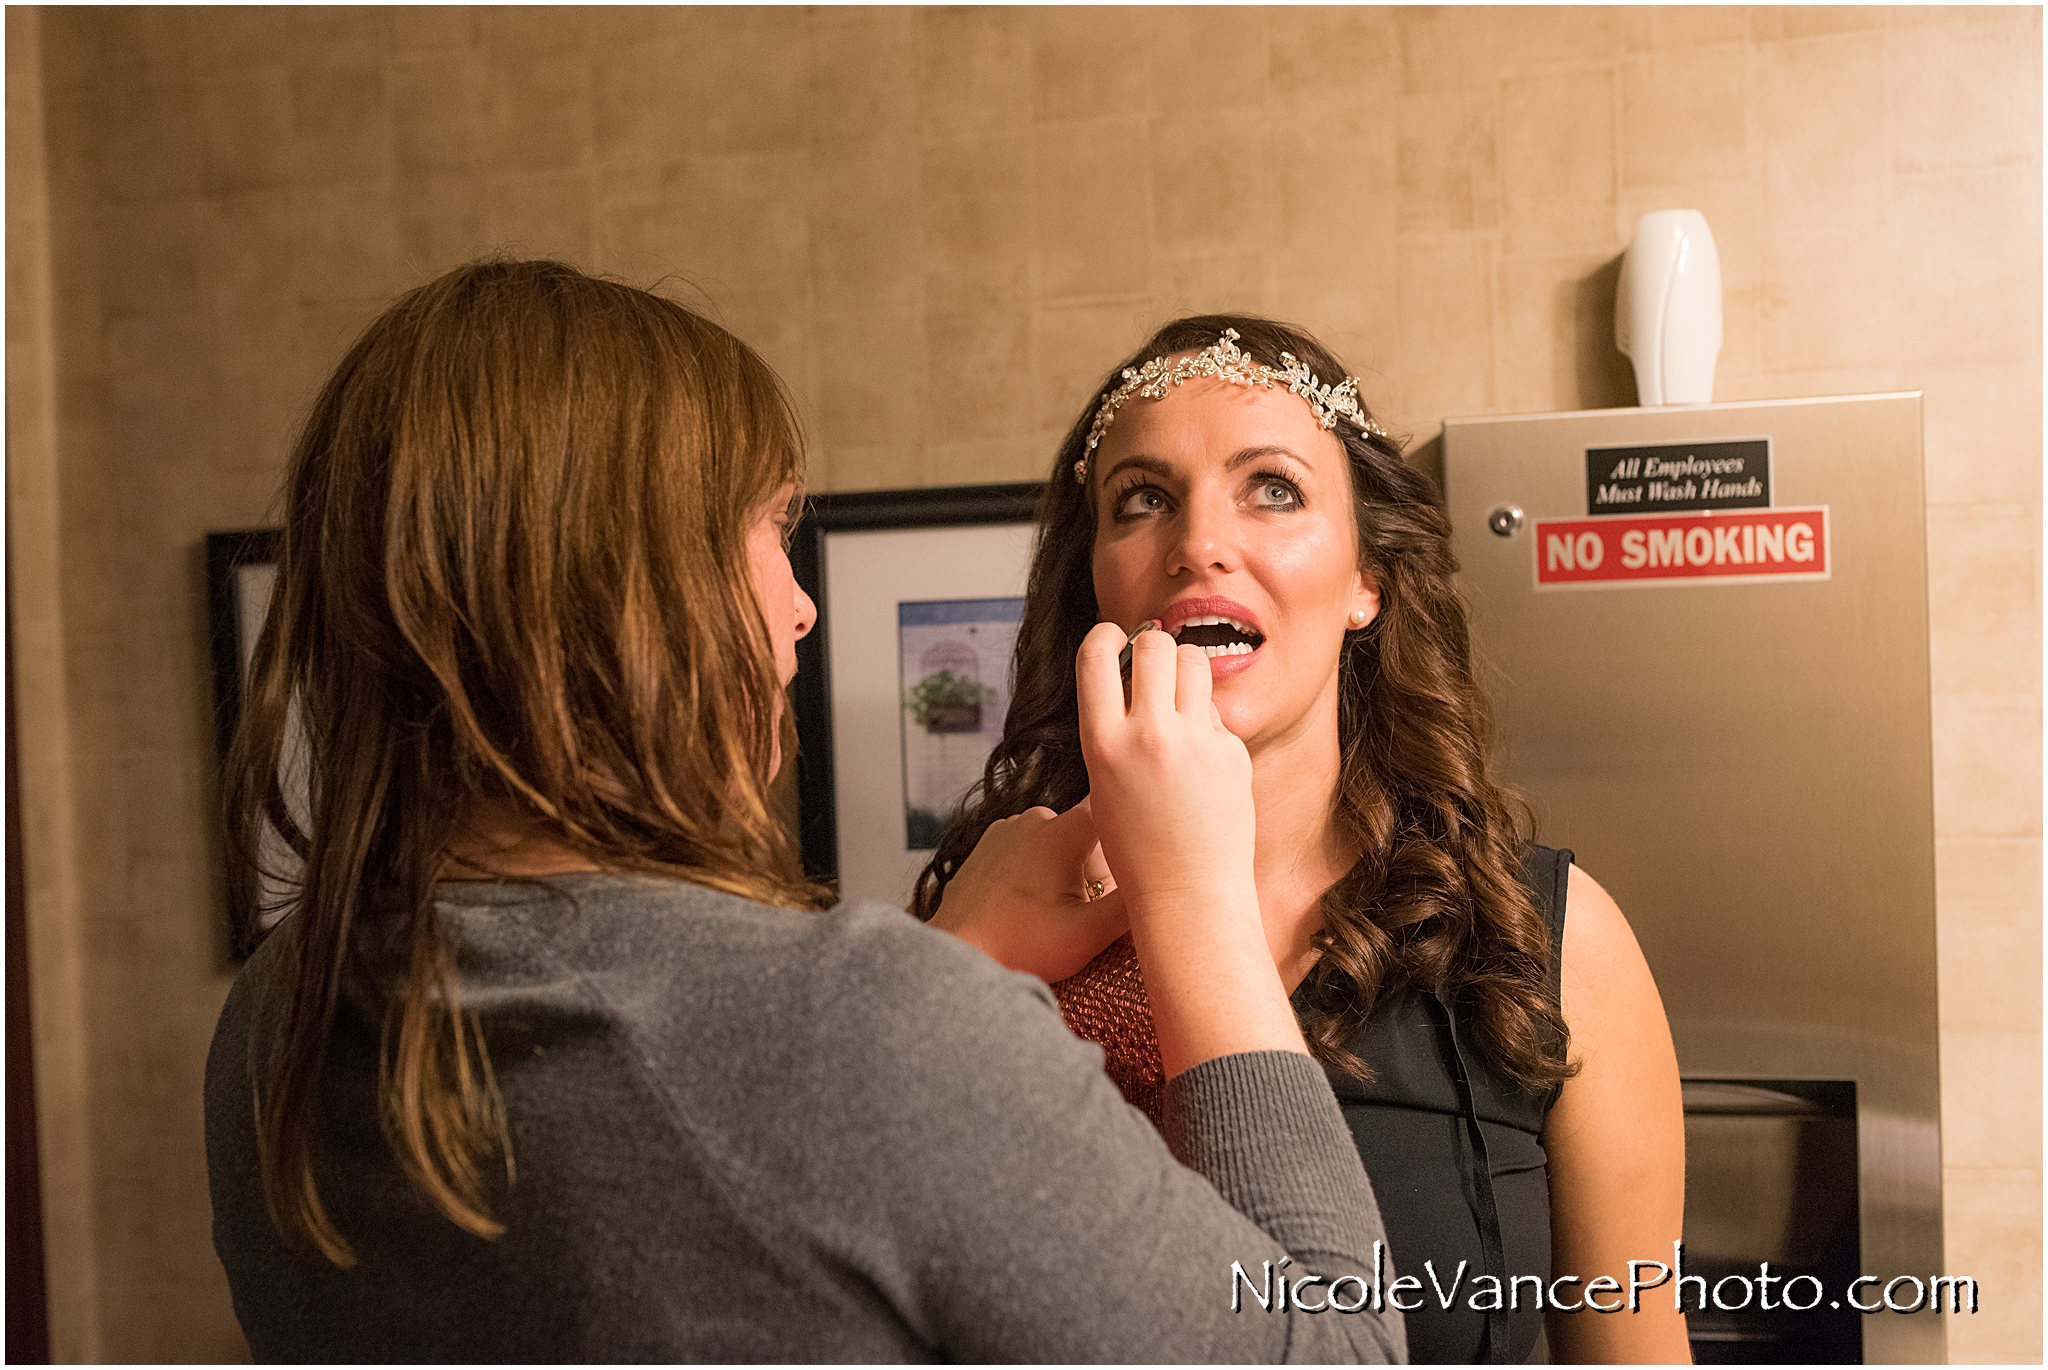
[1615,209,1722,406]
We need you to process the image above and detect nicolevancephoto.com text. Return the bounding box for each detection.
[1231,1243,1979,1318]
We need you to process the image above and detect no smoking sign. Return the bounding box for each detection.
[1532,507,1830,590]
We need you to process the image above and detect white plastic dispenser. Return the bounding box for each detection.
[1614,209,1722,406]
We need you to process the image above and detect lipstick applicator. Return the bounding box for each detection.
[1117,620,1163,682]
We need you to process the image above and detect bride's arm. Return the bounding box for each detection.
[1543,865,1692,1363]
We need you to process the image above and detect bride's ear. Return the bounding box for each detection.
[1345,570,1380,631]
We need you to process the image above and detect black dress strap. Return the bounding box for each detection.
[1435,992,1510,1363]
[1542,848,1573,1110]
[1547,848,1574,984]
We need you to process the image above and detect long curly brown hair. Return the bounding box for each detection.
[912,315,1571,1091]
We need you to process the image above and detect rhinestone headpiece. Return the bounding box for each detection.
[1075,328,1384,483]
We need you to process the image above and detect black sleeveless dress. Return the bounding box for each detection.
[1292,844,1571,1365]
[1052,846,1571,1365]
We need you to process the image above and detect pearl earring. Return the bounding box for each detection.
[1348,608,1370,628]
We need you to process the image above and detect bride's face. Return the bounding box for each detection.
[1088,374,1379,753]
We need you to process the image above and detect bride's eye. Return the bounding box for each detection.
[1114,484,1168,519]
[1250,476,1303,510]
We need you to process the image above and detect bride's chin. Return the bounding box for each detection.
[1209,697,1259,743]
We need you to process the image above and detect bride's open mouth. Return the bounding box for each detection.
[1169,615,1265,660]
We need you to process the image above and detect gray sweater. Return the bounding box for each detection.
[206,874,1405,1362]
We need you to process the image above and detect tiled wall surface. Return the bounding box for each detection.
[8,6,2037,1361]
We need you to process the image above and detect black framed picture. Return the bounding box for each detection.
[790,483,1044,904]
[205,528,282,955]
[206,529,282,764]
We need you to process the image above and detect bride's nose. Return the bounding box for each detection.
[1166,495,1239,577]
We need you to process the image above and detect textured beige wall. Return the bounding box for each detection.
[11,6,2037,1361]
[7,10,104,1361]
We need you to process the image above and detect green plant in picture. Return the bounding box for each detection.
[905,670,994,734]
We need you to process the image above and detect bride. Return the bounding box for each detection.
[922,317,1691,1364]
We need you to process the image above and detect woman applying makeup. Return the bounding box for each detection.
[922,318,1691,1364]
[202,265,1404,1362]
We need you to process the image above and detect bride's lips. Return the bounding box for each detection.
[1158,595,1265,678]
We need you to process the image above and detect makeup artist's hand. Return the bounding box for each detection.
[929,798,1128,983]
[1076,621,1256,909]
[1075,620,1306,1073]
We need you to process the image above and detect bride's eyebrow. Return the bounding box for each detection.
[1100,455,1176,483]
[1225,445,1306,471]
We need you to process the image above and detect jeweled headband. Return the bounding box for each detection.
[1075,328,1386,483]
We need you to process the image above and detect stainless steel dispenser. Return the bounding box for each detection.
[1443,395,1942,1364]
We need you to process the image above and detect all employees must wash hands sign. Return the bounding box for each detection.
[1534,438,1829,590]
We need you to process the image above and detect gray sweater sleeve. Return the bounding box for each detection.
[723,908,1407,1363]
[1166,1052,1402,1300]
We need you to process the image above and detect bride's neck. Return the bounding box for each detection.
[1247,717,1354,989]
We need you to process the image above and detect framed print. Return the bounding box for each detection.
[206,528,284,955]
[790,483,1044,908]
[206,529,281,766]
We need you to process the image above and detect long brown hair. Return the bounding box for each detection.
[225,259,829,1266]
[913,315,1571,1091]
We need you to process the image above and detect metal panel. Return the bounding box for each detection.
[1444,395,1942,1364]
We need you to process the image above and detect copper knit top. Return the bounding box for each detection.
[1049,933,1166,1130]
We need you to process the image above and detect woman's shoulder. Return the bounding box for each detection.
[216,872,1083,1136]
[478,878,1117,1197]
[431,873,1065,1049]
